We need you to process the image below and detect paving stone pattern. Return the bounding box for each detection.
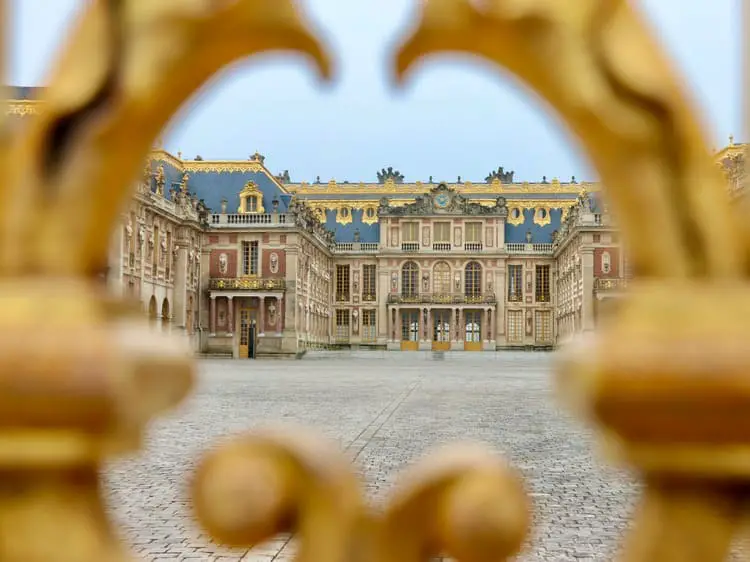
[102,353,738,561]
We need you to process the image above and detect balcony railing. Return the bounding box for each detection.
[387,292,497,305]
[333,242,380,253]
[433,242,451,251]
[594,277,629,292]
[209,277,286,291]
[209,213,291,227]
[401,242,420,252]
[505,243,554,254]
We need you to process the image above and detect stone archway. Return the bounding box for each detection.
[161,298,171,331]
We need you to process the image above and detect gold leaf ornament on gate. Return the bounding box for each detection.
[192,427,531,562]
[0,1,331,561]
[0,0,747,561]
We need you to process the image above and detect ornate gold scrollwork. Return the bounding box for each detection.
[192,427,530,562]
[395,0,750,559]
[2,0,748,560]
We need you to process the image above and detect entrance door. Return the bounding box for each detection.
[400,310,419,351]
[464,310,482,351]
[432,310,451,351]
[239,307,257,359]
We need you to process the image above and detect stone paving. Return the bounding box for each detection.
[104,352,645,561]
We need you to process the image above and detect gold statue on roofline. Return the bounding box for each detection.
[0,1,748,561]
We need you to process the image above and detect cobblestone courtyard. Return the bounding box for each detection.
[105,353,640,561]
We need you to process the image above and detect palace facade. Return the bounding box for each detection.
[7,89,745,357]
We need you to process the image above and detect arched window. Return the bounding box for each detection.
[433,262,451,295]
[602,251,611,274]
[401,262,419,298]
[148,295,158,326]
[464,261,482,298]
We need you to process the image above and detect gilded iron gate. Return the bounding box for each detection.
[0,1,748,561]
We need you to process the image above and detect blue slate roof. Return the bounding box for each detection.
[505,208,564,244]
[324,210,379,243]
[6,86,44,100]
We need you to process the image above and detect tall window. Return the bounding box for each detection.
[401,262,419,297]
[362,309,376,342]
[335,309,350,342]
[507,310,524,343]
[508,265,523,302]
[433,262,451,294]
[336,265,351,302]
[535,265,550,302]
[464,261,482,298]
[466,222,482,243]
[434,222,451,242]
[362,264,376,301]
[402,222,419,242]
[242,241,259,276]
[535,310,553,343]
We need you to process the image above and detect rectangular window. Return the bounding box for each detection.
[593,233,601,243]
[535,310,553,343]
[335,309,350,342]
[535,265,551,303]
[362,309,376,342]
[402,222,419,242]
[508,265,523,302]
[242,241,259,276]
[336,265,350,302]
[248,196,258,213]
[465,222,482,243]
[434,222,451,242]
[362,264,376,301]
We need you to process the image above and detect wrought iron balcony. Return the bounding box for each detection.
[386,292,497,305]
[594,277,629,293]
[209,277,286,291]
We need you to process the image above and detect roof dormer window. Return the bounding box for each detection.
[238,181,265,214]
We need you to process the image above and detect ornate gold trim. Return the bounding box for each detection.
[533,207,552,227]
[335,206,352,226]
[507,207,525,226]
[5,100,42,116]
[287,179,600,195]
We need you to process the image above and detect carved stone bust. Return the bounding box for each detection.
[218,253,228,275]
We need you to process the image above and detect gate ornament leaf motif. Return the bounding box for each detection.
[192,428,530,562]
[0,0,746,560]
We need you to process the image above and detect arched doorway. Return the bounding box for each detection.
[161,298,170,332]
[148,296,157,328]
[432,262,452,350]
[400,261,420,351]
[464,262,483,351]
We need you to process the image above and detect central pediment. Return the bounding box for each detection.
[377,183,508,217]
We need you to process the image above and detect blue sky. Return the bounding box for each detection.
[9,0,741,183]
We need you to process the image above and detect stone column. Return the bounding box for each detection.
[174,244,189,328]
[107,222,124,297]
[226,296,234,336]
[458,308,464,342]
[426,308,433,343]
[259,296,266,336]
[581,248,596,332]
[209,295,216,336]
[276,296,283,335]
